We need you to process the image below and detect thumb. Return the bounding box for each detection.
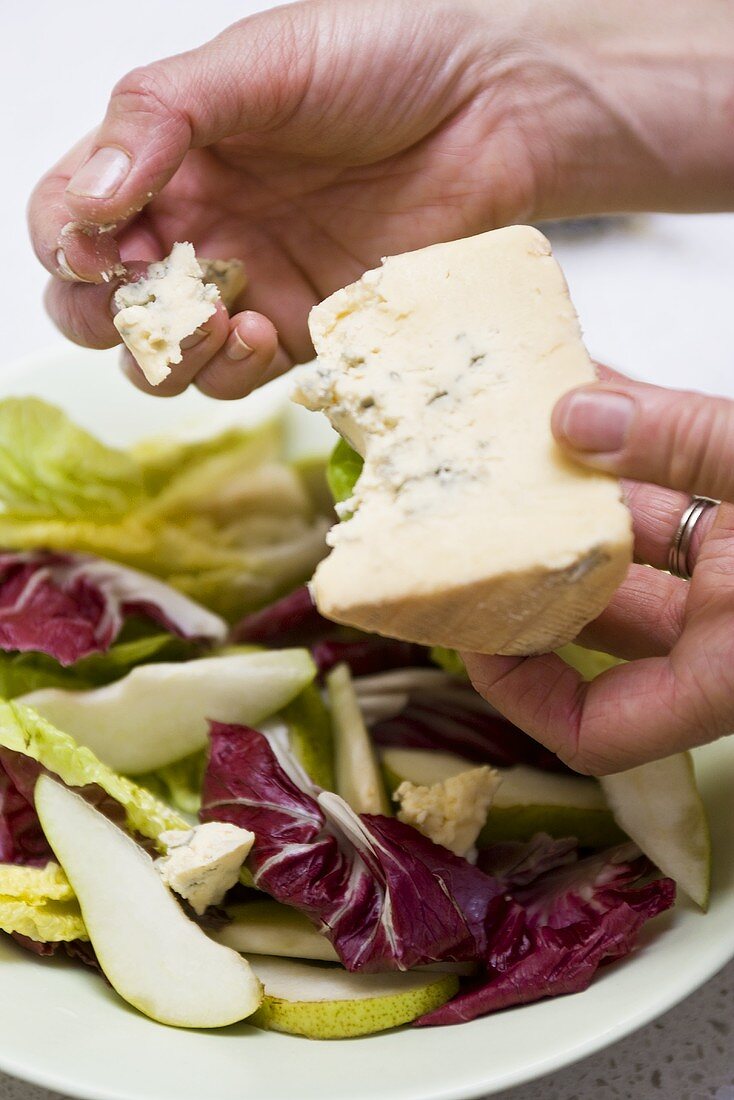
[552,379,734,502]
[62,6,313,226]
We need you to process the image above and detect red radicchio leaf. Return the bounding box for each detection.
[0,757,52,865]
[370,690,571,774]
[200,722,507,971]
[11,932,101,972]
[0,551,226,665]
[0,748,158,861]
[230,586,429,677]
[417,844,675,1026]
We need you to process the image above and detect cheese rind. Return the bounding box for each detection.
[292,226,632,655]
[113,242,219,385]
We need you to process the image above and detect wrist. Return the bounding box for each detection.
[476,0,734,218]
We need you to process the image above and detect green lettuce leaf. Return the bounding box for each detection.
[326,438,363,505]
[0,652,91,698]
[0,700,187,844]
[281,683,335,790]
[0,895,87,943]
[0,399,328,622]
[429,646,469,679]
[0,862,86,942]
[0,398,144,520]
[557,644,624,681]
[0,861,74,902]
[138,751,206,817]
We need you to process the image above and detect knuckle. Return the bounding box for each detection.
[666,395,734,497]
[109,65,186,130]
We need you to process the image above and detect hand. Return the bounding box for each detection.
[28,0,734,399]
[465,372,734,774]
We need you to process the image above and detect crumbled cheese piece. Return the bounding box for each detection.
[198,258,247,311]
[394,766,501,858]
[156,822,254,916]
[291,225,632,655]
[113,242,219,386]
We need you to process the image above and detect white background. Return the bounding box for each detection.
[2,2,734,1099]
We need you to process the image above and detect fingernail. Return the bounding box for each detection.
[55,248,93,283]
[557,390,634,452]
[67,147,132,199]
[225,330,254,361]
[180,327,209,350]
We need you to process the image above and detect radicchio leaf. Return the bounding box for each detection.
[10,932,101,971]
[0,758,51,865]
[0,551,226,665]
[200,722,506,971]
[370,689,571,774]
[417,844,675,1026]
[230,585,429,677]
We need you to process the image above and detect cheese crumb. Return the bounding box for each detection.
[156,822,254,915]
[113,242,219,386]
[394,766,501,858]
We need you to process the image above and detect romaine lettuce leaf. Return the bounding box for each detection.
[326,438,363,505]
[0,398,144,520]
[0,864,85,946]
[138,751,206,817]
[0,400,328,623]
[0,700,187,844]
[0,896,86,943]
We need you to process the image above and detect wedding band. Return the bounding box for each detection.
[668,496,719,580]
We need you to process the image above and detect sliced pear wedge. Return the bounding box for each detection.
[35,775,262,1028]
[601,753,711,909]
[249,955,458,1038]
[381,747,624,849]
[328,663,391,815]
[22,649,315,774]
[216,900,339,962]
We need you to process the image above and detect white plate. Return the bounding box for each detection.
[1,345,733,1100]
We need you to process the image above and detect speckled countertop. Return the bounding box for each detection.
[3,2,734,1098]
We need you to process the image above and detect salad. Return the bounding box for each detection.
[0,395,709,1038]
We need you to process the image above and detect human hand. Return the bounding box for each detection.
[465,373,734,775]
[29,0,734,399]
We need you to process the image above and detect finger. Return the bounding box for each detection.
[120,302,230,397]
[622,480,718,571]
[552,378,734,501]
[59,8,315,231]
[577,564,687,659]
[42,259,157,349]
[463,646,727,775]
[194,312,291,401]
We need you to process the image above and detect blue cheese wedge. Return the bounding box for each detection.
[292,225,632,656]
[156,823,254,916]
[113,242,220,385]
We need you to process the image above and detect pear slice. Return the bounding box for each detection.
[249,955,458,1038]
[327,663,391,815]
[215,900,340,962]
[35,775,262,1028]
[601,753,711,909]
[381,747,624,849]
[21,649,315,775]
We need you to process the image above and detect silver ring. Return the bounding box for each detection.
[668,496,719,580]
